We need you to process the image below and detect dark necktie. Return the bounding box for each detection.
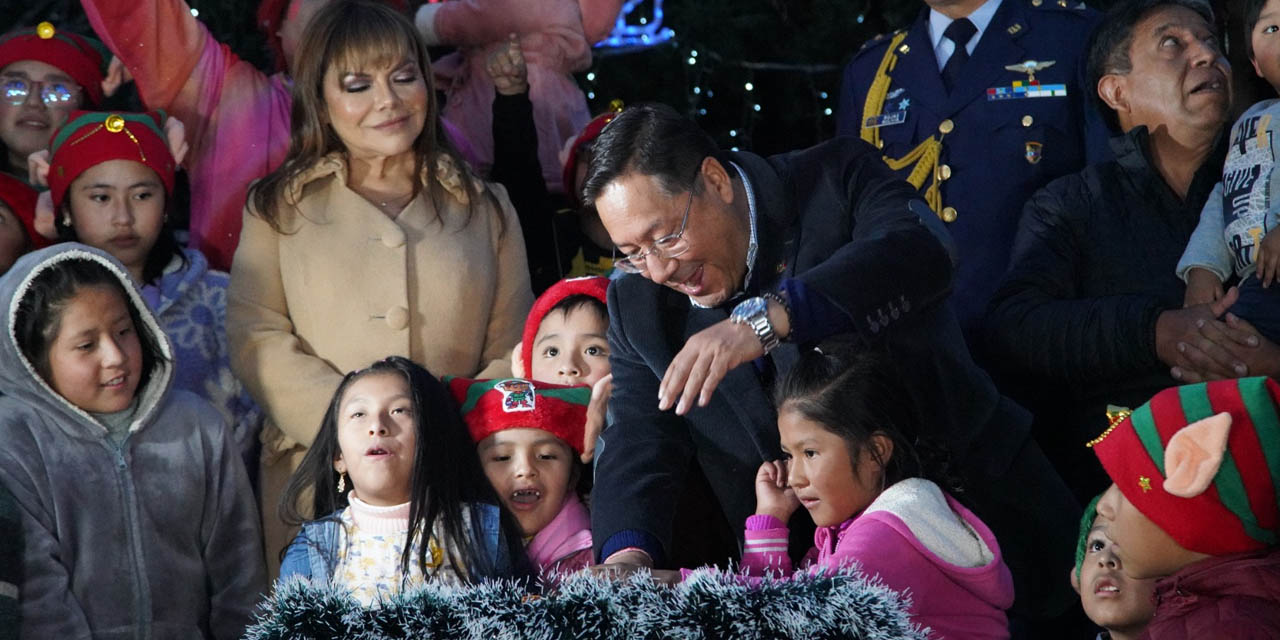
[941,18,977,94]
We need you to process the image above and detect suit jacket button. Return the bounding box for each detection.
[386,306,409,330]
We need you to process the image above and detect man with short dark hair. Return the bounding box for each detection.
[986,0,1280,502]
[588,101,1082,629]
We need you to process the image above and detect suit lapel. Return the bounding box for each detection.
[944,0,1028,114]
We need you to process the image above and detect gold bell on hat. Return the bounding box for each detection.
[104,114,126,133]
[608,99,625,113]
[36,21,56,39]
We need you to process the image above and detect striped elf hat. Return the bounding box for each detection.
[1089,377,1280,556]
[46,111,176,213]
[446,377,591,454]
[0,22,109,106]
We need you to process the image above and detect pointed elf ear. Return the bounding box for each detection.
[34,191,58,240]
[510,342,525,378]
[1163,412,1232,498]
[163,116,190,166]
[101,56,133,99]
[26,149,50,188]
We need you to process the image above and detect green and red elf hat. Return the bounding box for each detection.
[0,22,109,106]
[0,173,48,250]
[447,377,591,455]
[520,276,610,376]
[45,111,176,213]
[1089,377,1280,556]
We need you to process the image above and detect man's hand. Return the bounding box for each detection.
[581,373,613,463]
[1172,312,1280,382]
[754,460,799,523]
[659,318,763,415]
[1183,267,1224,307]
[485,34,528,96]
[1159,287,1264,380]
[1256,231,1280,288]
[589,549,654,581]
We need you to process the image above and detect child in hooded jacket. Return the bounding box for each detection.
[744,347,1014,640]
[0,243,264,638]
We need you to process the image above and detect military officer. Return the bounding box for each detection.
[836,0,1104,335]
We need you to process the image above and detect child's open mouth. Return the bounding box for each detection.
[509,488,541,507]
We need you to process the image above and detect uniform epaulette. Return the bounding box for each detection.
[1026,0,1091,11]
[855,29,901,57]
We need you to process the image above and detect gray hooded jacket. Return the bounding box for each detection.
[0,244,266,639]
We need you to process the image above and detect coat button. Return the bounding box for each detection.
[1032,0,1041,5]
[1022,115,1034,127]
[386,306,409,330]
[938,119,954,135]
[941,206,958,223]
[382,229,405,248]
[939,164,952,180]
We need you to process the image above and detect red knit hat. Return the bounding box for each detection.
[0,172,47,250]
[447,377,591,455]
[1090,377,1280,556]
[46,111,176,213]
[257,0,409,72]
[520,276,610,377]
[561,103,624,205]
[0,22,108,106]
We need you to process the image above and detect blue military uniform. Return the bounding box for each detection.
[836,0,1103,332]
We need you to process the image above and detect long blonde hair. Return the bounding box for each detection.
[248,0,498,233]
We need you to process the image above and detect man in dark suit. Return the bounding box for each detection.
[584,102,1081,629]
[836,0,1102,335]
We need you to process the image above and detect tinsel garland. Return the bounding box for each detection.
[246,567,928,640]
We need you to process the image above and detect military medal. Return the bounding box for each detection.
[987,60,1067,101]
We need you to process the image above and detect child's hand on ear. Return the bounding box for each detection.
[754,460,799,522]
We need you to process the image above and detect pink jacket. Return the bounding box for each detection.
[742,479,1014,640]
[416,0,622,192]
[1139,548,1280,640]
[526,493,593,574]
[82,0,478,272]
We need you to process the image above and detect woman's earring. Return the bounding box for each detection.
[61,212,71,227]
[337,471,346,494]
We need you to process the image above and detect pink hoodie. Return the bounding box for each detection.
[742,478,1014,640]
[526,493,593,574]
[82,0,478,272]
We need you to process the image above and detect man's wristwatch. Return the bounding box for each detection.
[730,296,781,354]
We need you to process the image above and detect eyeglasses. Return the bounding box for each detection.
[613,179,697,274]
[2,77,80,108]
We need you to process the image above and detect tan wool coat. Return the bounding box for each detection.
[228,153,533,567]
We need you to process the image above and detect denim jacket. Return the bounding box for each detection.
[279,502,508,587]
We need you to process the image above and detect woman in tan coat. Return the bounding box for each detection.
[227,0,532,572]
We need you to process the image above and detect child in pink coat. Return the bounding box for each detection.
[745,348,1014,639]
[449,376,594,573]
[415,0,622,193]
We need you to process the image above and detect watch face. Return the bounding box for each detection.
[733,296,767,321]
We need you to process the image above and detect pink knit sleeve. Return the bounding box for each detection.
[740,515,796,577]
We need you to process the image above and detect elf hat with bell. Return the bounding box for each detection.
[1090,377,1280,556]
[0,23,109,106]
[447,377,591,455]
[45,111,176,213]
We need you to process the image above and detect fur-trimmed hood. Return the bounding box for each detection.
[0,243,174,438]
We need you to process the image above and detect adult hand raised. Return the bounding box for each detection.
[658,318,763,415]
[1172,311,1280,382]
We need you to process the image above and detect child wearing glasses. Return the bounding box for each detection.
[0,23,114,182]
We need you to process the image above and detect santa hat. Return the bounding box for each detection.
[1090,377,1280,556]
[520,276,610,376]
[561,102,624,205]
[447,377,590,455]
[45,111,176,214]
[0,173,47,250]
[0,22,109,106]
[257,0,409,72]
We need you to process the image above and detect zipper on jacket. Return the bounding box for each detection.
[110,442,153,640]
